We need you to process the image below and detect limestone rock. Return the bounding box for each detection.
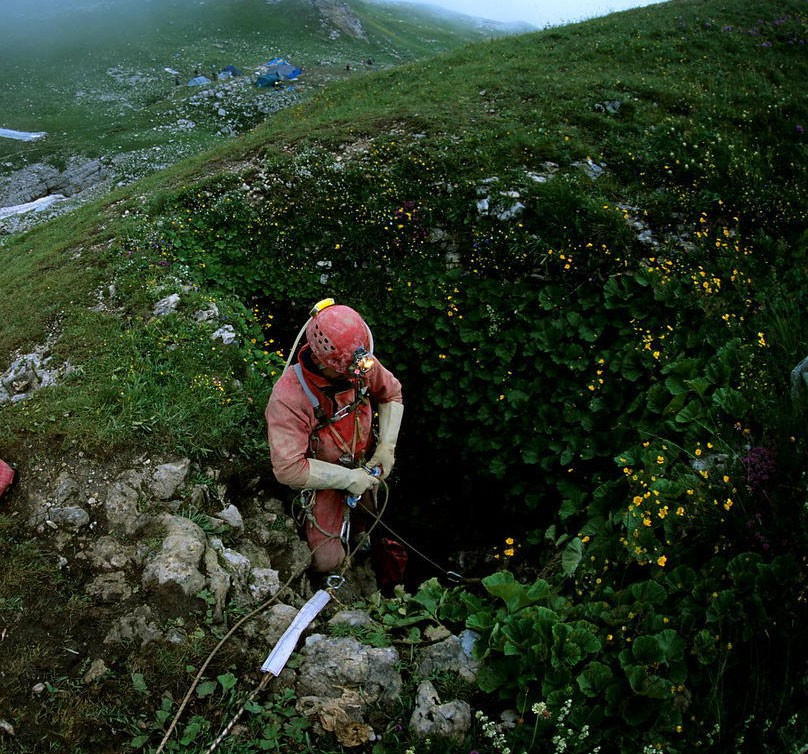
[84,535,140,571]
[149,459,190,500]
[216,503,243,529]
[104,470,149,536]
[408,680,471,743]
[104,605,162,647]
[86,571,133,603]
[296,635,402,710]
[141,514,207,616]
[415,634,479,685]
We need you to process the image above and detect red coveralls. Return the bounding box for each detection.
[265,344,403,572]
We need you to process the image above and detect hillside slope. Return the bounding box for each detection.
[0,0,807,752]
[0,0,509,174]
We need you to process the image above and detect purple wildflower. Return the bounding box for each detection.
[742,446,776,490]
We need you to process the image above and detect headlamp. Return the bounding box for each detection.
[350,346,375,376]
[309,298,335,317]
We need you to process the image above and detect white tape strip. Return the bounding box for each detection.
[260,589,332,676]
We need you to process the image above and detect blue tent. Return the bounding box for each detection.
[255,72,282,88]
[257,57,302,84]
[187,75,212,86]
[217,65,243,80]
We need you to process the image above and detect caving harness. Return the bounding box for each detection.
[291,357,376,551]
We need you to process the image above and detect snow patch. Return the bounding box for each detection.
[0,128,47,142]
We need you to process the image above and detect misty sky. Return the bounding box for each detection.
[408,0,667,27]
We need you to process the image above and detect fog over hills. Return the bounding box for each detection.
[1,0,512,230]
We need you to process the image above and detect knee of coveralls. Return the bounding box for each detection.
[306,488,348,573]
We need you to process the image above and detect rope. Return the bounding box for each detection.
[339,478,389,576]
[153,559,310,754]
[158,480,389,754]
[355,495,470,584]
[203,673,272,754]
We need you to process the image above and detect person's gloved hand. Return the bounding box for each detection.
[344,466,381,495]
[368,401,404,479]
[368,443,395,479]
[304,458,380,494]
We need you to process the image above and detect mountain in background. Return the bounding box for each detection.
[0,0,518,174]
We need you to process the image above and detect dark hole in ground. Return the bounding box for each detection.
[250,297,554,591]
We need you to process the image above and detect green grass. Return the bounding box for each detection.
[0,0,503,170]
[1,0,807,751]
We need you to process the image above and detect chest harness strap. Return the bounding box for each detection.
[292,363,369,462]
[292,363,372,546]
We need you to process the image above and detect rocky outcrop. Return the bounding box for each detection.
[15,452,313,646]
[141,513,210,616]
[0,338,75,406]
[297,634,402,706]
[313,0,367,39]
[3,447,480,747]
[294,633,401,745]
[0,157,109,207]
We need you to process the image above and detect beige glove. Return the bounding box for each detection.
[368,401,404,479]
[304,458,380,495]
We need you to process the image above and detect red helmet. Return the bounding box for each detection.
[306,304,373,375]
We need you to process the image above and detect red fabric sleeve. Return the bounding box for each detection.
[265,370,315,488]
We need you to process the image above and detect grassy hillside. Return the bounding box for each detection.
[0,0,506,172]
[1,0,807,751]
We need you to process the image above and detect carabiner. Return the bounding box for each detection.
[326,574,345,590]
[297,489,316,511]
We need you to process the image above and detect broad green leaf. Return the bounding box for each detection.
[674,399,705,424]
[694,629,717,665]
[466,611,494,633]
[131,672,149,694]
[632,635,664,664]
[477,663,509,693]
[577,661,613,697]
[558,497,579,519]
[196,680,217,698]
[685,376,712,397]
[411,577,445,615]
[628,579,667,605]
[561,537,584,576]
[521,447,540,464]
[625,665,669,699]
[614,451,635,466]
[712,386,749,416]
[180,720,202,745]
[664,375,690,396]
[217,672,237,693]
[656,629,685,662]
[569,624,602,654]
